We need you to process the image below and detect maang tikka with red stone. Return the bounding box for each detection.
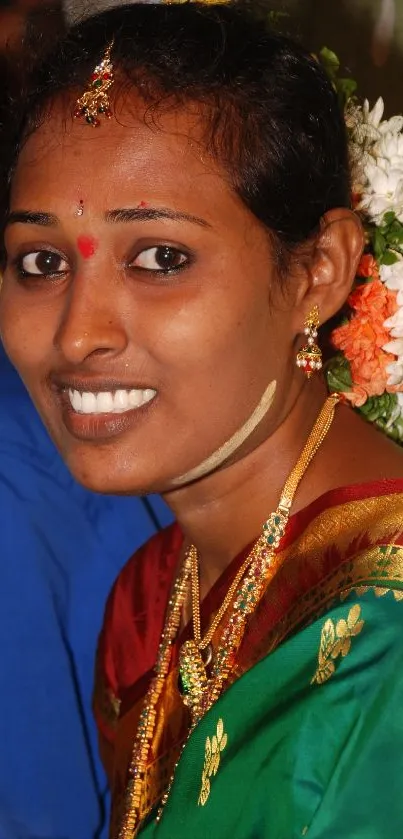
[74,41,114,127]
[296,305,323,378]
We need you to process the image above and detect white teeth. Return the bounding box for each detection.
[114,389,130,411]
[129,389,143,408]
[72,389,82,412]
[68,387,156,415]
[143,388,156,404]
[96,392,114,413]
[81,392,97,414]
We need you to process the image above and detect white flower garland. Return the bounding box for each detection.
[339,96,403,431]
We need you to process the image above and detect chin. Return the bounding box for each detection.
[59,445,172,497]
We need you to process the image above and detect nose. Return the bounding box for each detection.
[54,270,128,365]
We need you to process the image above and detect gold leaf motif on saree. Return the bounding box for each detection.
[198,718,228,806]
[311,603,364,685]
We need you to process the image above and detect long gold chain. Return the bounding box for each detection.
[190,544,258,649]
[117,551,192,839]
[117,394,339,838]
[191,393,339,651]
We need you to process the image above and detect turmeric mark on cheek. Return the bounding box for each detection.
[77,235,98,259]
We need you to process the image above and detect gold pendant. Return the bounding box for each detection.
[178,640,209,718]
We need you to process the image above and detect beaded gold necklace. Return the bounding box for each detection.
[118,394,339,839]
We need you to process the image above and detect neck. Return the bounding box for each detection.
[163,381,331,600]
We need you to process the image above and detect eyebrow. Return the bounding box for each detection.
[6,206,211,229]
[105,207,211,228]
[6,211,59,227]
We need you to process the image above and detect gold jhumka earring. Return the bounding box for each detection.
[296,305,322,378]
[74,41,114,127]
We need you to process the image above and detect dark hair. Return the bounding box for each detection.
[1,2,350,268]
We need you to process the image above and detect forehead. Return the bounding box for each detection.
[11,97,233,214]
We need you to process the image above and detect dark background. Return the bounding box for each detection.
[271,0,403,114]
[0,0,402,111]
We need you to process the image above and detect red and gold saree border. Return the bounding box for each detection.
[282,478,403,549]
[234,488,403,677]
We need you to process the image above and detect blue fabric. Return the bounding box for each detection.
[0,344,173,839]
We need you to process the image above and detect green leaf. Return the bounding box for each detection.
[372,228,387,261]
[337,77,357,105]
[381,249,400,266]
[386,222,403,245]
[325,356,353,393]
[383,211,396,226]
[318,48,357,106]
[319,47,340,77]
[359,393,397,422]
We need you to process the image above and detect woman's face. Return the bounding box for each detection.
[0,97,297,493]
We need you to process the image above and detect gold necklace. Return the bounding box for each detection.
[178,394,339,721]
[118,394,339,839]
[117,551,192,839]
[190,543,259,652]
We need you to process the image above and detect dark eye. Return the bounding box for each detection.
[20,251,69,276]
[131,246,188,273]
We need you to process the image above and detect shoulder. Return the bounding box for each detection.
[105,521,183,617]
[324,406,403,488]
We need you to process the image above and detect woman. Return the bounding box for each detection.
[1,3,403,837]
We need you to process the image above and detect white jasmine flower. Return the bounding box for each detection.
[384,306,403,337]
[360,98,403,136]
[386,358,403,387]
[362,97,385,129]
[384,337,403,356]
[360,159,403,222]
[380,257,403,284]
[348,97,403,221]
[380,259,403,303]
[378,115,403,136]
[374,133,403,164]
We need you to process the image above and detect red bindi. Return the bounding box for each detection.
[77,235,98,259]
[137,201,148,208]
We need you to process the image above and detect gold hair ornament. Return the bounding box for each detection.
[74,41,114,127]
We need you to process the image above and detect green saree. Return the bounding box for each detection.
[95,479,403,838]
[146,585,403,837]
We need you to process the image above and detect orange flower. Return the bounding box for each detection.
[356,254,380,281]
[342,387,370,408]
[348,278,396,320]
[332,279,398,402]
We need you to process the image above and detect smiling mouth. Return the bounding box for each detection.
[68,387,157,415]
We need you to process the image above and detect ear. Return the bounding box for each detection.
[290,208,364,332]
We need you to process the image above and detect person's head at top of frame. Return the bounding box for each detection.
[0,0,368,506]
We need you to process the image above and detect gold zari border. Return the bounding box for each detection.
[262,544,403,659]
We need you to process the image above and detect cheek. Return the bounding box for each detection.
[146,284,274,398]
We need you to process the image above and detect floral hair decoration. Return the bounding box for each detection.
[320,49,403,443]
